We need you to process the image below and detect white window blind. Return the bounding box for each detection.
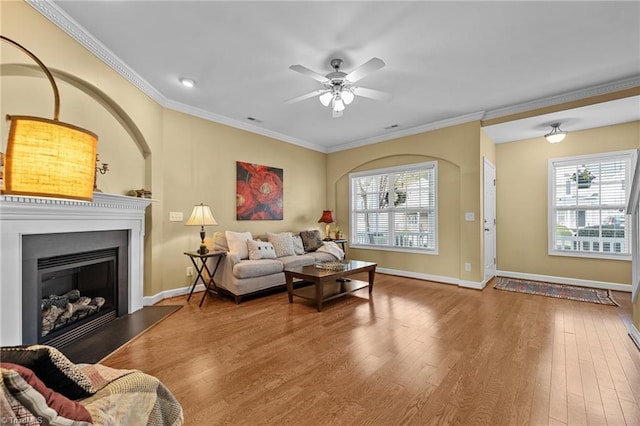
[549,150,635,259]
[350,161,437,253]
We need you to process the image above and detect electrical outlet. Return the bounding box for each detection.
[169,211,183,222]
[464,263,471,272]
[186,266,194,277]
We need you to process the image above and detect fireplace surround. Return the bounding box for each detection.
[0,192,152,346]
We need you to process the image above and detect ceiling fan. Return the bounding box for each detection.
[286,57,392,118]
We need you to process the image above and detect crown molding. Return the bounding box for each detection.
[483,75,640,122]
[163,99,328,153]
[327,111,486,153]
[26,0,164,103]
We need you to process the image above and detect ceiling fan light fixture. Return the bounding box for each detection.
[544,123,567,143]
[319,92,333,107]
[341,90,354,105]
[333,97,345,112]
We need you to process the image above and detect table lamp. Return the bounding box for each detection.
[186,203,217,254]
[318,210,336,241]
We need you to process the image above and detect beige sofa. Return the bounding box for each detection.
[212,230,344,303]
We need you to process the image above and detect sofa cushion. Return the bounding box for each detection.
[1,363,93,423]
[233,259,283,279]
[267,232,295,257]
[247,240,277,260]
[300,229,323,252]
[278,255,316,269]
[292,235,305,255]
[225,231,253,259]
[0,345,94,400]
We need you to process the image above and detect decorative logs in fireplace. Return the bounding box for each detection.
[41,289,105,337]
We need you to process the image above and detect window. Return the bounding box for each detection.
[549,150,636,259]
[350,161,437,253]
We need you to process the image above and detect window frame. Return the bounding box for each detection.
[548,149,636,261]
[349,161,438,255]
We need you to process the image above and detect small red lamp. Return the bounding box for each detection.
[318,210,336,241]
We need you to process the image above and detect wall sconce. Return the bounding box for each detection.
[93,154,109,192]
[186,203,217,255]
[544,123,567,144]
[1,35,98,201]
[318,210,336,241]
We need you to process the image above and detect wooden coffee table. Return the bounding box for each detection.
[284,260,377,311]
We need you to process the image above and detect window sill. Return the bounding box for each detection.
[548,250,631,261]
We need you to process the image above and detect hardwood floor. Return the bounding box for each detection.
[102,274,640,425]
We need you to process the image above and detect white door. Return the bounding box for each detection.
[483,158,497,281]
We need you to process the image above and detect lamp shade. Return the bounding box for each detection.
[2,115,98,201]
[544,123,567,144]
[186,203,217,226]
[318,210,336,224]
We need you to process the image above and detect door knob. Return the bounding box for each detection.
[484,228,490,232]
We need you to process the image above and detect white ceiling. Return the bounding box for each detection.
[32,1,640,152]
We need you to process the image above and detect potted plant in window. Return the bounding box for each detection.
[571,167,596,189]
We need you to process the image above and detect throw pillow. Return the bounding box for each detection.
[0,345,94,400]
[292,235,305,255]
[267,232,295,257]
[1,363,93,423]
[300,229,323,252]
[247,240,277,260]
[213,231,229,252]
[225,231,253,260]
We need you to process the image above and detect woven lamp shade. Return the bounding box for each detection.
[2,115,98,201]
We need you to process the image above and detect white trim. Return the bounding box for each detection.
[0,193,152,346]
[376,267,485,290]
[143,283,206,306]
[482,75,640,121]
[548,149,637,260]
[496,270,632,292]
[349,161,438,254]
[629,324,640,352]
[328,111,485,153]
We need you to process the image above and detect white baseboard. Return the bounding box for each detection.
[496,270,632,293]
[629,324,640,352]
[377,267,486,290]
[143,283,204,306]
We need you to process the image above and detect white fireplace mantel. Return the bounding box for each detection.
[0,192,152,346]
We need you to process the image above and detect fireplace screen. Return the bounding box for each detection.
[38,248,117,344]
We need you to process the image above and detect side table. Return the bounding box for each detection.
[184,251,226,307]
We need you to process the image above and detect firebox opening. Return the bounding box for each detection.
[39,249,118,346]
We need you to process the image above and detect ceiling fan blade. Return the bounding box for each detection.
[345,57,385,83]
[352,86,393,102]
[284,89,327,104]
[289,65,331,84]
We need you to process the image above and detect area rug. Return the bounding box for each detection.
[494,277,618,306]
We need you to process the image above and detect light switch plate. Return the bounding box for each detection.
[169,211,183,222]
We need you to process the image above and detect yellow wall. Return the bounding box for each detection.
[1,1,327,296]
[327,121,484,284]
[495,121,639,285]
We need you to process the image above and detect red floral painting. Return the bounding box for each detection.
[236,161,283,220]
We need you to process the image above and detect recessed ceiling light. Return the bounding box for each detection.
[179,77,195,88]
